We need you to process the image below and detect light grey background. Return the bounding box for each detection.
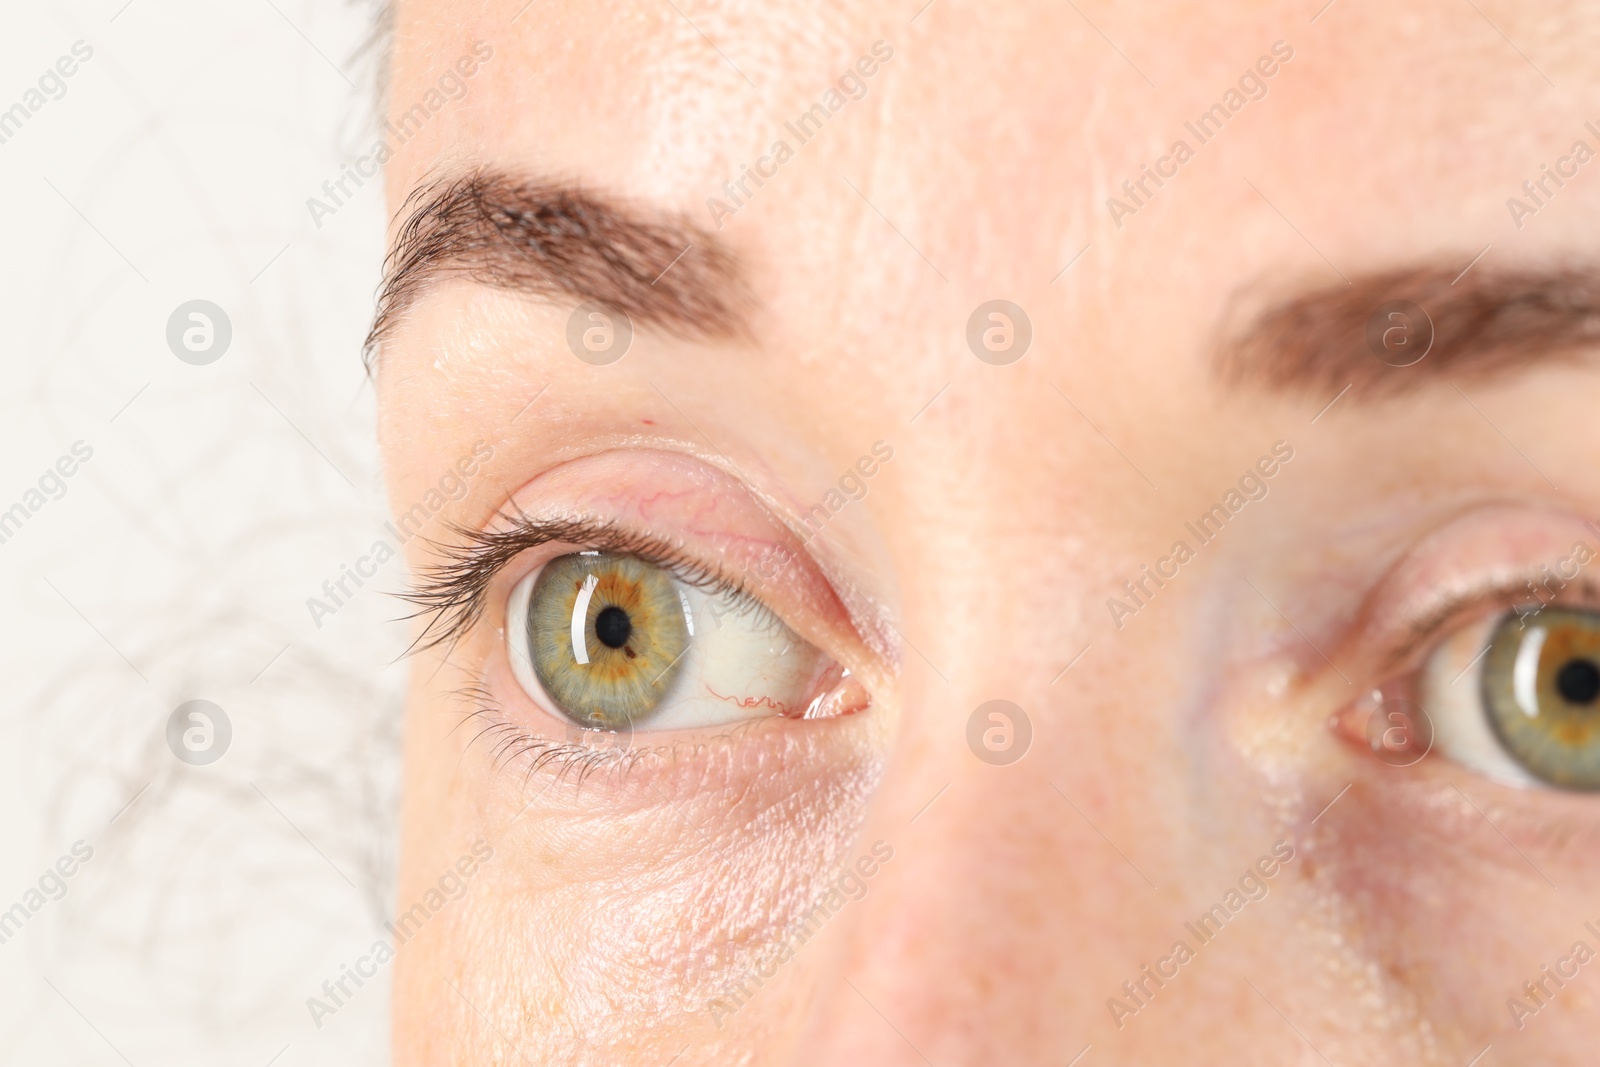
[0,2,405,1063]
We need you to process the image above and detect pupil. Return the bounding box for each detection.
[594,605,632,650]
[1555,658,1600,705]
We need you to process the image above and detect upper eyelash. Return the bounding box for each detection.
[399,509,755,654]
[1384,572,1600,677]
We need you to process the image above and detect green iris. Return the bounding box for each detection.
[527,553,690,730]
[1482,608,1600,790]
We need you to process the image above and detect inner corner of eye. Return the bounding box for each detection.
[503,550,851,735]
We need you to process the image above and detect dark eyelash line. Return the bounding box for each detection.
[450,680,635,786]
[1387,572,1600,676]
[450,679,771,787]
[399,510,755,655]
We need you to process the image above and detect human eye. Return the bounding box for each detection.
[1329,505,1600,790]
[401,451,876,772]
[504,547,860,733]
[1417,605,1600,790]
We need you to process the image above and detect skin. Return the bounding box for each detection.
[377,1,1600,1062]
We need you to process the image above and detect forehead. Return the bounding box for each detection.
[382,1,1600,389]
[385,2,1592,192]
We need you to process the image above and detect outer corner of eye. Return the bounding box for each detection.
[502,550,861,735]
[1403,606,1600,791]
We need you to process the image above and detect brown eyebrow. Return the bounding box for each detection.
[364,168,752,365]
[1219,266,1600,399]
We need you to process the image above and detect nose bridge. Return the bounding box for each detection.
[787,558,1143,1064]
[786,708,1106,1063]
[771,387,1177,1063]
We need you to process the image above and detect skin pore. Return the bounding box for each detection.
[375,1,1600,1063]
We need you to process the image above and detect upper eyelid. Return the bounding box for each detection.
[1364,568,1600,682]
[1315,509,1600,680]
[398,447,886,690]
[1331,537,1600,687]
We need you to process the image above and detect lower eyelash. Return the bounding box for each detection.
[451,680,779,788]
[451,682,637,786]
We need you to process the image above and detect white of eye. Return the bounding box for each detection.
[1421,614,1540,788]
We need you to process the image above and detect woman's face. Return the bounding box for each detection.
[375,2,1600,1063]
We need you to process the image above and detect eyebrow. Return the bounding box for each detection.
[365,168,752,362]
[1220,266,1600,399]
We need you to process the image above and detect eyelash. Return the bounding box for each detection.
[401,511,759,655]
[450,679,775,785]
[1382,572,1600,681]
[450,679,629,784]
